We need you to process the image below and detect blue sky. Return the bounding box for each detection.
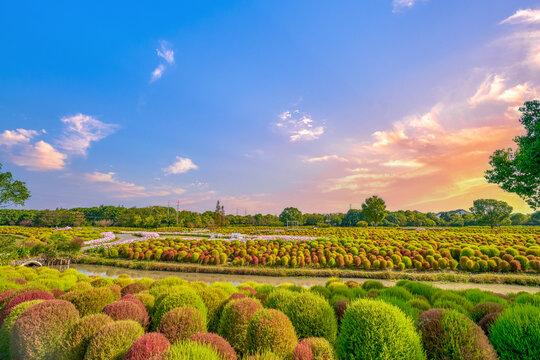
[1,1,539,213]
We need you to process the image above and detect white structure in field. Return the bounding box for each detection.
[287,221,299,231]
[230,233,244,240]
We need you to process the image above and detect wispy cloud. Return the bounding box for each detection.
[0,129,40,147]
[85,171,172,198]
[500,8,540,24]
[276,109,325,142]
[469,75,537,107]
[163,156,198,175]
[151,40,175,82]
[392,0,426,13]
[304,155,348,163]
[11,140,67,171]
[58,114,117,155]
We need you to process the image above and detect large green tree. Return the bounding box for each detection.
[469,199,512,229]
[361,195,387,227]
[279,207,303,225]
[0,164,30,208]
[485,100,540,210]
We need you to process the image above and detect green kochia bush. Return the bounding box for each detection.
[218,297,263,355]
[158,306,206,344]
[59,313,114,360]
[162,340,221,360]
[265,288,297,313]
[11,300,80,360]
[84,320,144,360]
[488,305,540,360]
[293,337,335,360]
[152,289,207,329]
[246,309,298,358]
[190,333,237,360]
[417,308,497,360]
[336,299,425,360]
[61,287,118,317]
[285,292,337,343]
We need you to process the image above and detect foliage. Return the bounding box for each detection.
[294,337,335,360]
[152,289,207,329]
[218,297,263,354]
[0,164,30,208]
[102,300,149,328]
[246,309,298,358]
[279,207,303,225]
[84,320,144,360]
[0,299,43,360]
[161,340,222,360]
[124,332,170,360]
[485,100,540,209]
[285,292,337,343]
[361,196,387,227]
[190,332,237,360]
[336,299,425,360]
[488,305,540,360]
[470,199,513,229]
[61,287,118,317]
[59,314,114,360]
[158,306,206,343]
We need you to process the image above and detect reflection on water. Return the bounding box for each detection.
[62,264,539,294]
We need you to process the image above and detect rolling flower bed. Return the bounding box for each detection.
[0,266,538,360]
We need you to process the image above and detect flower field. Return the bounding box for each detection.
[0,265,538,359]
[96,227,540,273]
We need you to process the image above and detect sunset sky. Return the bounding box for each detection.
[1,1,539,214]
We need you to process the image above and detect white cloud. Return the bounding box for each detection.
[151,40,174,82]
[392,0,426,13]
[58,114,117,155]
[305,155,349,163]
[501,9,540,24]
[469,74,537,107]
[0,129,39,147]
[164,156,198,175]
[276,109,325,142]
[11,141,67,170]
[85,171,172,198]
[151,64,165,82]
[382,159,423,168]
[157,41,175,64]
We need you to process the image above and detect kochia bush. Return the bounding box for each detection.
[11,300,80,360]
[285,292,337,343]
[102,300,149,329]
[152,289,207,329]
[293,337,335,360]
[124,332,170,360]
[61,287,117,317]
[158,306,206,344]
[84,320,144,360]
[58,313,114,360]
[190,332,237,360]
[336,299,425,360]
[0,290,54,326]
[246,309,298,358]
[0,299,43,360]
[218,297,263,355]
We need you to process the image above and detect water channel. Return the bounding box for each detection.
[68,263,539,294]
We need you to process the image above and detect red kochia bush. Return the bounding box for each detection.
[124,332,170,360]
[333,300,349,325]
[0,291,54,326]
[121,282,149,297]
[7,278,27,285]
[121,294,148,314]
[293,340,313,360]
[478,312,500,335]
[51,289,65,298]
[228,292,248,302]
[190,332,237,360]
[103,300,149,329]
[0,290,17,310]
[11,300,80,360]
[158,306,206,343]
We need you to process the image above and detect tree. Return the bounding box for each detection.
[361,196,387,227]
[510,213,529,225]
[0,164,30,208]
[279,207,303,225]
[485,100,540,210]
[213,201,226,227]
[341,209,364,227]
[469,199,513,229]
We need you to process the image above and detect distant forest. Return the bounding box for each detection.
[0,205,538,228]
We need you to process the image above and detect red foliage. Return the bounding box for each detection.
[121,282,149,297]
[509,260,521,272]
[121,294,148,314]
[7,278,27,285]
[190,332,237,360]
[158,306,205,343]
[102,300,149,329]
[0,290,17,309]
[333,299,349,324]
[228,293,248,302]
[0,291,54,326]
[478,312,500,335]
[293,340,313,360]
[51,289,65,298]
[124,332,170,360]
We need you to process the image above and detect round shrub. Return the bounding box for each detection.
[265,289,297,314]
[161,340,221,360]
[407,298,430,312]
[0,290,54,326]
[294,337,335,360]
[124,332,170,360]
[196,287,229,330]
[337,299,425,360]
[479,312,500,335]
[244,351,283,360]
[11,300,80,360]
[103,300,149,329]
[361,280,384,291]
[310,286,331,299]
[218,297,263,354]
[90,277,114,288]
[471,302,505,323]
[190,333,237,360]
[121,282,149,297]
[152,290,207,329]
[286,292,337,343]
[246,309,297,358]
[0,300,43,359]
[84,320,144,360]
[121,295,148,314]
[417,308,497,360]
[158,306,206,343]
[133,292,155,313]
[59,313,114,360]
[0,290,17,310]
[150,276,187,290]
[380,286,413,302]
[61,287,117,317]
[228,292,248,302]
[489,305,540,360]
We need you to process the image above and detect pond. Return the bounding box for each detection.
[66,264,539,294]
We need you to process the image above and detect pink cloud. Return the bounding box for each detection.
[11,141,67,170]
